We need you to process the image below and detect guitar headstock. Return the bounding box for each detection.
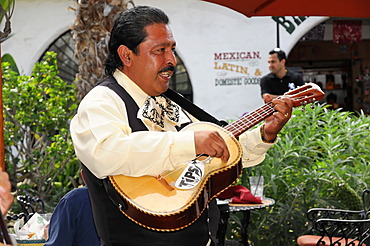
[283,83,325,108]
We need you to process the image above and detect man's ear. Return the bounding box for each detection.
[117,45,132,66]
[281,58,286,66]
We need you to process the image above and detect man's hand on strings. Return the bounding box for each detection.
[194,131,230,163]
[263,94,293,142]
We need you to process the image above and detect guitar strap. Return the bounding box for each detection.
[163,89,228,127]
[100,76,227,128]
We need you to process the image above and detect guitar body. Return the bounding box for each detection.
[109,122,243,231]
[109,82,325,231]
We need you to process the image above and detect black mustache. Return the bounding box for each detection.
[159,65,175,73]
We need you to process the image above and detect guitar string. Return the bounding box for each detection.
[156,102,275,182]
[155,84,319,186]
[225,103,274,137]
[158,103,275,180]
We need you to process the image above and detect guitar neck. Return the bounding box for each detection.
[224,102,274,138]
[222,82,327,138]
[0,208,13,245]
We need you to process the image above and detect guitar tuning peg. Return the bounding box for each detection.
[300,101,307,111]
[309,99,316,109]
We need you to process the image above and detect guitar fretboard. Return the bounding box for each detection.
[224,102,275,138]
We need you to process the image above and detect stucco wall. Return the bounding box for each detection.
[2,0,76,74]
[2,0,326,119]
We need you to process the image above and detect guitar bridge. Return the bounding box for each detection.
[155,175,175,191]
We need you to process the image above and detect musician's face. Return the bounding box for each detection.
[268,53,285,75]
[128,23,177,96]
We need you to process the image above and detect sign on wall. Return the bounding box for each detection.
[214,50,262,88]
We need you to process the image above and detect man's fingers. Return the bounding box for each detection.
[210,132,230,162]
[270,97,293,122]
[194,131,230,162]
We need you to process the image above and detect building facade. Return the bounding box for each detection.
[3,0,369,119]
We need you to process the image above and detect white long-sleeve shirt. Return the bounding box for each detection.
[70,70,275,179]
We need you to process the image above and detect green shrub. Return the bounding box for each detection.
[2,51,80,212]
[232,104,370,245]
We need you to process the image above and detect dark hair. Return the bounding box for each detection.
[327,92,337,102]
[105,6,170,76]
[269,48,286,61]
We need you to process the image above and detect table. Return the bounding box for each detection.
[216,198,275,246]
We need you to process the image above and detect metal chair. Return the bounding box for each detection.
[297,189,370,246]
[6,195,45,223]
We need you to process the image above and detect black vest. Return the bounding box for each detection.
[82,76,214,246]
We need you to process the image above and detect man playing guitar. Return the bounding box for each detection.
[70,5,296,246]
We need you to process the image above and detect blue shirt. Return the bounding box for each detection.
[44,186,100,246]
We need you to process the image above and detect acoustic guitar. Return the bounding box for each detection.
[109,82,325,231]
[0,208,14,245]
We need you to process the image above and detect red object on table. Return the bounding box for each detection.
[218,185,262,204]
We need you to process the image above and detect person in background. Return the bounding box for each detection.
[0,170,14,246]
[44,172,99,246]
[260,48,304,103]
[326,92,340,110]
[0,170,13,216]
[70,6,294,246]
